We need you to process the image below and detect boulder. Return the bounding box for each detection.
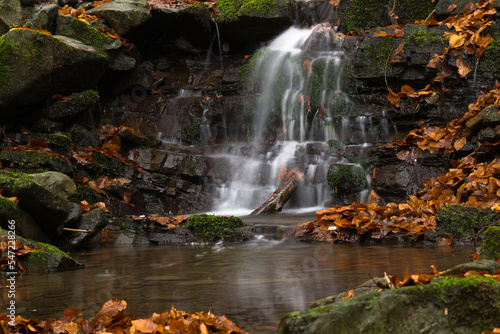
[56,208,108,250]
[177,4,213,49]
[32,171,77,201]
[0,150,75,175]
[326,163,367,195]
[184,214,246,242]
[0,171,69,241]
[69,124,100,147]
[85,0,152,36]
[439,260,500,276]
[215,0,294,43]
[0,197,52,243]
[0,0,21,36]
[45,89,100,120]
[55,14,123,50]
[278,276,500,334]
[0,230,84,272]
[22,4,59,33]
[0,29,108,111]
[17,132,73,158]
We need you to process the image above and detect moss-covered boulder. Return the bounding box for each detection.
[326,163,367,195]
[435,205,500,238]
[0,28,108,111]
[17,132,73,158]
[45,89,100,121]
[481,226,500,260]
[338,0,436,33]
[184,214,246,242]
[70,124,100,147]
[278,276,500,334]
[55,14,123,51]
[86,0,152,36]
[0,170,69,241]
[0,150,75,175]
[0,230,84,272]
[215,0,294,42]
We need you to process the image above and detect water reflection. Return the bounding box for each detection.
[1,237,473,333]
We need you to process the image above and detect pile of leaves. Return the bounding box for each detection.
[0,237,41,272]
[0,299,248,334]
[131,214,189,230]
[292,81,500,243]
[386,0,496,107]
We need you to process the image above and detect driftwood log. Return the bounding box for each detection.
[251,172,298,215]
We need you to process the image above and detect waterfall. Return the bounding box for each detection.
[211,14,354,214]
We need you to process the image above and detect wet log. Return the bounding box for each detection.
[251,172,298,215]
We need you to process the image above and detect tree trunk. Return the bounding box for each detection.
[251,172,298,215]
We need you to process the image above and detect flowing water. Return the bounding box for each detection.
[1,215,475,333]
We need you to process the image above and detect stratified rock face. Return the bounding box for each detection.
[0,29,108,111]
[278,276,500,334]
[86,0,152,36]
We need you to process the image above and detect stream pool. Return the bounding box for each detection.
[1,213,475,333]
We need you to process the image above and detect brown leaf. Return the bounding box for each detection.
[447,3,457,11]
[131,319,158,333]
[99,229,110,243]
[437,236,453,247]
[92,299,127,327]
[456,56,472,77]
[454,136,467,151]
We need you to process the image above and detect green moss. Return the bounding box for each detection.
[152,173,169,187]
[92,152,126,175]
[362,38,395,76]
[65,16,117,50]
[179,4,212,31]
[182,121,201,145]
[75,185,105,204]
[327,165,367,194]
[1,150,74,175]
[239,0,277,17]
[435,205,500,237]
[0,170,35,191]
[215,0,245,22]
[482,226,500,259]
[184,214,244,242]
[478,38,500,75]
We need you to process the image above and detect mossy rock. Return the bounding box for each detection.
[435,205,500,238]
[278,276,500,334]
[326,163,367,195]
[478,38,500,78]
[0,150,74,175]
[45,89,100,121]
[481,226,500,260]
[184,214,245,242]
[70,124,100,147]
[337,0,435,33]
[74,185,105,205]
[18,132,73,158]
[55,14,123,51]
[216,0,292,22]
[0,230,84,272]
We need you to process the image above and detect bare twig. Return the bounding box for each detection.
[63,228,95,233]
[451,219,500,253]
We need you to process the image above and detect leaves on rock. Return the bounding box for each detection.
[0,236,41,272]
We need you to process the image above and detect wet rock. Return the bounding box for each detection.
[184,214,245,242]
[466,106,489,135]
[31,118,63,134]
[45,89,100,121]
[32,171,77,201]
[278,276,500,334]
[435,0,475,20]
[55,14,123,50]
[1,230,84,272]
[0,29,108,111]
[177,4,213,49]
[0,0,21,36]
[435,205,500,238]
[137,226,197,245]
[22,4,59,33]
[118,125,161,146]
[0,197,52,243]
[478,126,500,143]
[86,0,152,37]
[56,208,108,250]
[0,171,69,241]
[480,226,500,260]
[483,106,500,127]
[20,0,37,7]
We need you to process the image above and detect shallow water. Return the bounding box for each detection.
[1,213,475,333]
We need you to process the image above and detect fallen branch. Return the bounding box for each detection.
[251,172,298,215]
[63,228,95,233]
[452,219,500,253]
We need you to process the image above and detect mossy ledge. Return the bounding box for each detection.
[184,214,244,242]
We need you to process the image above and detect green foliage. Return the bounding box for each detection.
[239,0,277,17]
[435,205,500,237]
[182,121,201,145]
[216,0,281,22]
[184,214,244,242]
[478,38,500,75]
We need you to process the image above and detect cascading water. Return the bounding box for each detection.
[212,18,355,214]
